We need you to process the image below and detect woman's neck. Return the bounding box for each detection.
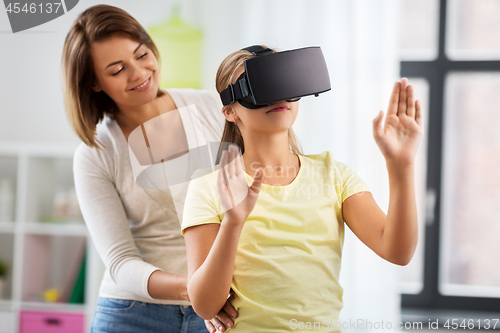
[114,92,176,138]
[115,101,157,129]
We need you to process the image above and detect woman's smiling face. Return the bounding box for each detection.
[90,33,160,109]
[226,65,299,135]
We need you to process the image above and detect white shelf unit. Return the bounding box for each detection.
[0,143,104,333]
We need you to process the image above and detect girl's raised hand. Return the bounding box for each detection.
[373,78,423,166]
[217,144,263,227]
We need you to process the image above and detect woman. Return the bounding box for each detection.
[61,5,236,332]
[181,46,422,332]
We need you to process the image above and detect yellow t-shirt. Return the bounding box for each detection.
[182,151,370,332]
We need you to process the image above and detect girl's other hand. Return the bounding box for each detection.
[373,78,423,166]
[217,144,263,227]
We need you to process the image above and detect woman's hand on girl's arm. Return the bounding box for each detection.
[372,78,423,167]
[184,145,263,320]
[205,296,238,333]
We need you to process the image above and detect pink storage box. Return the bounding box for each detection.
[20,311,84,333]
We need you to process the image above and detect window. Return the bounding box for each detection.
[440,72,500,298]
[398,0,500,312]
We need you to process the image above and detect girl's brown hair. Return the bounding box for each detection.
[215,47,303,162]
[61,4,164,148]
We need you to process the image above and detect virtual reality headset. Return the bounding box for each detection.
[220,45,331,109]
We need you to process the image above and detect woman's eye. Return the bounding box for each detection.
[111,68,124,76]
[110,53,146,76]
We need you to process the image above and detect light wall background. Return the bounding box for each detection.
[0,0,403,330]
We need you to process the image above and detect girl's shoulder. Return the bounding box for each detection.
[301,151,354,178]
[301,151,370,200]
[303,151,339,167]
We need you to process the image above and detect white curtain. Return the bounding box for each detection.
[197,0,402,331]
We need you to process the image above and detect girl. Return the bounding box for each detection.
[63,5,236,332]
[181,46,422,332]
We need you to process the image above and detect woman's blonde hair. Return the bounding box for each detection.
[61,4,164,149]
[215,46,303,162]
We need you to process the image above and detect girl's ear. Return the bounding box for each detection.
[222,106,239,123]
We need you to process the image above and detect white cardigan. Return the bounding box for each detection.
[73,88,225,304]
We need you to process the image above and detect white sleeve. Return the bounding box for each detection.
[73,143,161,299]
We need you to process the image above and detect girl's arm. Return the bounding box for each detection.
[184,146,263,320]
[184,222,241,320]
[342,78,423,266]
[342,168,417,266]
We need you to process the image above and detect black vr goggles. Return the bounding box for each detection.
[220,45,331,109]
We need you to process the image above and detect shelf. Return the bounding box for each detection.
[0,145,98,333]
[25,156,82,224]
[0,221,16,233]
[0,142,78,157]
[0,155,17,223]
[20,301,87,313]
[0,299,13,308]
[21,234,87,304]
[0,233,14,301]
[23,222,87,237]
[0,310,15,333]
